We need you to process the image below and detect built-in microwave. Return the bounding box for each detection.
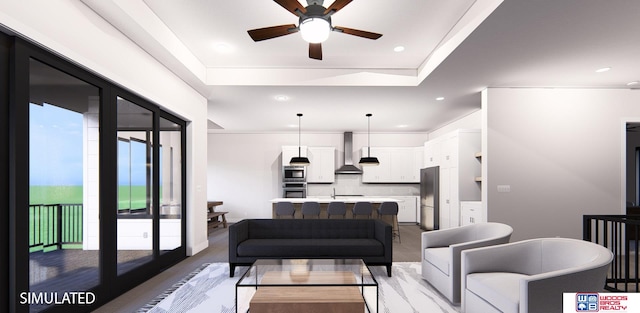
[283,182,307,198]
[283,166,306,182]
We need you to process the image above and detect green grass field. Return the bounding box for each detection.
[29,185,83,205]
[30,185,150,210]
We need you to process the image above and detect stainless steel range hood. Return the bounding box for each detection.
[335,132,362,174]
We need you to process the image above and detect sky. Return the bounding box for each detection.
[30,103,149,186]
[29,103,83,186]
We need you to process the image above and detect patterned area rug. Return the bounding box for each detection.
[138,262,460,313]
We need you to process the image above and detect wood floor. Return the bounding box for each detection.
[93,223,424,313]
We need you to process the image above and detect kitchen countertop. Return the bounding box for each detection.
[270,197,404,203]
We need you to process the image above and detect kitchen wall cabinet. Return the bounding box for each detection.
[306,147,335,183]
[361,148,391,182]
[423,139,441,168]
[361,147,422,183]
[423,129,481,229]
[282,145,307,166]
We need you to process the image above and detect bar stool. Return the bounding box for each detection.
[275,201,295,219]
[327,202,347,219]
[378,202,400,242]
[301,201,320,219]
[352,202,373,219]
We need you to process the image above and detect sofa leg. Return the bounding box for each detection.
[229,264,236,277]
[386,264,392,277]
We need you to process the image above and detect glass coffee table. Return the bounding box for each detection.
[235,259,378,313]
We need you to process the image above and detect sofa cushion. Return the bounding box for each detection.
[247,219,376,239]
[310,221,375,239]
[249,220,314,239]
[237,238,384,258]
[466,272,526,313]
[424,247,450,276]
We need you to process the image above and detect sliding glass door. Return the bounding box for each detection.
[159,116,183,253]
[8,36,187,313]
[28,58,101,312]
[116,97,154,275]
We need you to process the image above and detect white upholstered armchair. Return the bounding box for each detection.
[461,237,613,313]
[421,222,513,304]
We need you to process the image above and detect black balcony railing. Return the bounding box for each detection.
[29,204,83,251]
[584,214,640,292]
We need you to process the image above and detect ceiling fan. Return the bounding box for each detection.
[247,0,382,60]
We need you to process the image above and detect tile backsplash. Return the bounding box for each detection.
[307,174,419,197]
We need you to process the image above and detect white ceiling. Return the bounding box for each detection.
[82,0,640,133]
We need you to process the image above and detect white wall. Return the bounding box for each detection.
[483,88,640,241]
[429,109,482,139]
[0,0,209,255]
[207,132,428,221]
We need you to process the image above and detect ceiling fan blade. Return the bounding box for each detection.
[248,24,298,42]
[324,0,353,14]
[309,43,322,60]
[333,26,382,40]
[274,0,306,16]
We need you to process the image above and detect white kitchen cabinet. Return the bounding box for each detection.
[441,133,458,168]
[282,145,307,166]
[394,196,419,223]
[306,147,335,183]
[413,147,424,178]
[424,129,481,229]
[389,149,411,182]
[361,147,422,183]
[460,201,483,226]
[361,148,391,182]
[423,139,441,168]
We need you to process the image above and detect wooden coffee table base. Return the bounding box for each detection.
[250,286,364,313]
[249,271,365,313]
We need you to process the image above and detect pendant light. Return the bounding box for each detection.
[359,113,380,166]
[290,113,311,166]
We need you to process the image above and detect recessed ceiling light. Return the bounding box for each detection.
[627,81,639,86]
[396,124,409,128]
[436,97,445,101]
[595,67,611,73]
[274,95,289,101]
[213,42,234,54]
[393,46,405,52]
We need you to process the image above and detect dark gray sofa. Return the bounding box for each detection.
[228,219,393,277]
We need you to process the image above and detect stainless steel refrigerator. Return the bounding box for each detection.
[420,167,439,230]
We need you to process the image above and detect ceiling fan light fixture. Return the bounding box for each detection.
[300,18,331,43]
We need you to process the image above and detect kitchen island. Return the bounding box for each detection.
[270,197,402,219]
